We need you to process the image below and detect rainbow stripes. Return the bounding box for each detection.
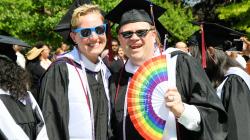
[127,55,168,139]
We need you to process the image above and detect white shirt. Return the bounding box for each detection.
[16,52,26,69]
[236,54,247,68]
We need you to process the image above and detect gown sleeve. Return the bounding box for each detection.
[26,61,46,101]
[222,75,250,140]
[174,53,228,140]
[38,61,70,140]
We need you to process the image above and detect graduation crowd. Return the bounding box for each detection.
[0,0,250,140]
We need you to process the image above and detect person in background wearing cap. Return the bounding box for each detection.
[26,41,51,101]
[107,1,227,140]
[38,4,112,140]
[0,35,49,140]
[188,23,250,140]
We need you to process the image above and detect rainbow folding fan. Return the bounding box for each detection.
[127,55,170,139]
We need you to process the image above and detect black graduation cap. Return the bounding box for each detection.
[155,20,171,46]
[104,0,169,59]
[192,21,245,51]
[0,35,30,62]
[187,30,200,46]
[188,21,245,68]
[0,35,30,48]
[106,0,165,25]
[105,0,168,43]
[54,0,91,42]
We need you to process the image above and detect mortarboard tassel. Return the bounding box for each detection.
[149,0,163,55]
[149,1,156,27]
[201,24,207,68]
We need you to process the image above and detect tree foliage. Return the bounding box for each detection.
[0,0,72,48]
[216,0,250,37]
[0,0,248,49]
[95,0,198,46]
[154,0,198,43]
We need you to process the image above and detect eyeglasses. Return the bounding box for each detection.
[73,24,106,38]
[120,29,154,39]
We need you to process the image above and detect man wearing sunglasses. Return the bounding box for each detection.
[107,0,227,140]
[38,4,111,140]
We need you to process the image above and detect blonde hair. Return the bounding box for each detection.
[71,4,103,29]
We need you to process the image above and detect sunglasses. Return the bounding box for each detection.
[120,29,154,39]
[73,24,106,38]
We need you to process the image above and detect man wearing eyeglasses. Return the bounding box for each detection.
[118,19,156,67]
[107,0,227,140]
[38,4,112,140]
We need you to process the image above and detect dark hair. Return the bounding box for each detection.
[111,38,119,44]
[189,44,202,65]
[190,44,243,88]
[0,59,30,100]
[205,48,243,88]
[35,41,46,49]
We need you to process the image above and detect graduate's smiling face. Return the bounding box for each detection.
[118,22,156,66]
[71,13,106,63]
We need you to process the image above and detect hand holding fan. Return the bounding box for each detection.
[127,55,171,140]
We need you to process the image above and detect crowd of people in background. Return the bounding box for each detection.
[0,1,250,140]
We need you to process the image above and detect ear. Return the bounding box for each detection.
[70,32,77,43]
[118,34,122,43]
[118,34,126,49]
[207,46,215,58]
[151,29,157,40]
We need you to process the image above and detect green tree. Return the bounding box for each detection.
[1,0,248,49]
[216,0,250,37]
[154,0,198,44]
[94,0,120,12]
[0,0,72,48]
[95,0,198,46]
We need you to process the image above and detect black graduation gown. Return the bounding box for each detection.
[86,69,109,140]
[38,59,109,140]
[26,60,46,101]
[221,75,250,140]
[0,94,40,140]
[109,52,227,140]
[110,58,124,74]
[103,56,111,69]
